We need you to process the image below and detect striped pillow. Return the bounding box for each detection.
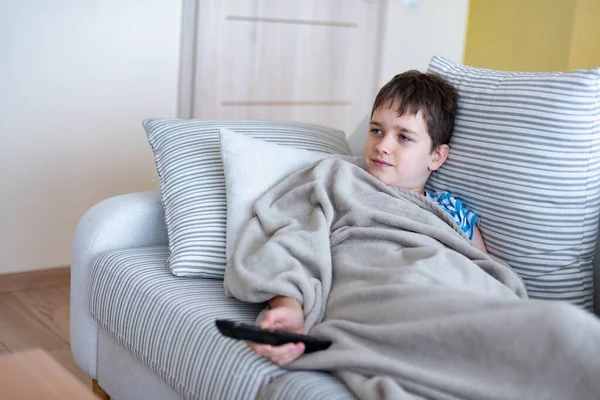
[143,118,351,278]
[425,56,600,309]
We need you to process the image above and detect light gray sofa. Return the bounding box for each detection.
[71,190,356,400]
[71,56,600,398]
[70,189,600,400]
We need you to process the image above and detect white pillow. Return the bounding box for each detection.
[219,128,355,263]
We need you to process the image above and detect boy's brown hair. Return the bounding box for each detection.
[371,71,458,151]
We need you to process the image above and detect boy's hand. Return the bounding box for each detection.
[247,298,306,366]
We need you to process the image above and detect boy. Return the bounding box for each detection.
[365,71,487,253]
[247,71,486,365]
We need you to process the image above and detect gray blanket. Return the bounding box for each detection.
[225,158,600,400]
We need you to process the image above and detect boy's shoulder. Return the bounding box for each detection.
[426,191,469,210]
[426,190,456,203]
[427,190,480,239]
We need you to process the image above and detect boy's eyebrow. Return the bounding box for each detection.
[395,125,420,137]
[369,121,420,137]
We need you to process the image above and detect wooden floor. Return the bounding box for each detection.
[0,283,90,387]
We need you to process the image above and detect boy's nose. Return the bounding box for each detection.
[375,138,392,155]
[375,145,390,155]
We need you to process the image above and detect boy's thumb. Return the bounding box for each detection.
[260,309,277,328]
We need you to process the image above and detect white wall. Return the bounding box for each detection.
[347,0,470,155]
[377,0,470,86]
[0,1,182,274]
[0,0,470,272]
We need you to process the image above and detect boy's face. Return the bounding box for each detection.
[363,102,448,193]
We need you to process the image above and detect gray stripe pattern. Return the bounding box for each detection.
[259,371,356,400]
[143,119,351,278]
[426,56,600,309]
[89,246,287,400]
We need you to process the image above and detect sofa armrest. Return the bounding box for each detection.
[70,191,167,378]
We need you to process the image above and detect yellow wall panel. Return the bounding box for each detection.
[568,0,600,69]
[465,0,577,71]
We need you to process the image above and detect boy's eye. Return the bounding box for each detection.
[370,128,383,136]
[399,134,411,142]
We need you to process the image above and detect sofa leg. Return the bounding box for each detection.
[92,379,110,400]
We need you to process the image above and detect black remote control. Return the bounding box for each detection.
[215,319,332,354]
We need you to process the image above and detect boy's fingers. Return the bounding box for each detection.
[248,342,272,356]
[254,343,295,362]
[267,307,290,323]
[248,341,305,366]
[259,314,273,329]
[271,344,304,366]
[265,343,293,359]
[271,344,301,360]
[259,309,275,326]
[250,343,290,359]
[261,312,284,329]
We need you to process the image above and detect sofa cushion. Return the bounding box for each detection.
[425,56,600,309]
[143,118,351,279]
[88,246,285,400]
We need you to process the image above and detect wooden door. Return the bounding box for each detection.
[183,0,382,135]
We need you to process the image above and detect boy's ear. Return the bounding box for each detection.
[428,144,449,171]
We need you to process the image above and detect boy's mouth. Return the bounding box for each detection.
[372,158,392,167]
